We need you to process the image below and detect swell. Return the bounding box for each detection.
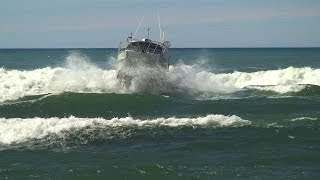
[1,92,320,119]
[0,93,178,118]
[291,84,320,96]
[0,114,318,149]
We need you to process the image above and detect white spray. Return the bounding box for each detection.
[1,52,320,102]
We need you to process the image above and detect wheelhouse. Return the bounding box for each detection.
[118,37,169,56]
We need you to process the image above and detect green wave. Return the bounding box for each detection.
[1,91,320,119]
[292,84,320,96]
[0,92,178,118]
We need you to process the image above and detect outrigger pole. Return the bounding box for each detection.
[133,16,144,39]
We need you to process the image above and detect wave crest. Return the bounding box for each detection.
[1,53,320,102]
[0,114,249,145]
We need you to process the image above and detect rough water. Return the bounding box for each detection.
[0,48,320,179]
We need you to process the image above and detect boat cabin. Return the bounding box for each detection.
[126,38,163,54]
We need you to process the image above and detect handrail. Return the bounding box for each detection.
[118,37,170,55]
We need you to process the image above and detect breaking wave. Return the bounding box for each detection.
[167,64,320,95]
[1,52,320,102]
[0,114,249,145]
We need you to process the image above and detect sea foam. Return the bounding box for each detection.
[0,53,119,102]
[0,114,249,144]
[1,52,320,102]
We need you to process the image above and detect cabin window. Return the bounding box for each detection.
[127,42,163,54]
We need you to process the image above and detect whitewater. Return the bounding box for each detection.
[0,114,249,145]
[1,53,320,102]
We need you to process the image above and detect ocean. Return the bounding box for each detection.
[0,48,319,179]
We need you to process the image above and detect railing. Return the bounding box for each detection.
[118,37,169,56]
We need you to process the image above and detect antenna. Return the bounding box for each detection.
[133,16,144,39]
[158,11,162,42]
[147,28,150,38]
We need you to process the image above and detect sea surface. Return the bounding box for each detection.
[0,48,320,179]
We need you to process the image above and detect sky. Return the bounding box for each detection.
[0,0,320,48]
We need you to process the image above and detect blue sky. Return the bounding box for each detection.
[0,0,320,48]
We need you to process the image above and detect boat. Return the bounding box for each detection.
[116,15,171,88]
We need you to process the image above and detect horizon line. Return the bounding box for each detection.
[0,46,319,50]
